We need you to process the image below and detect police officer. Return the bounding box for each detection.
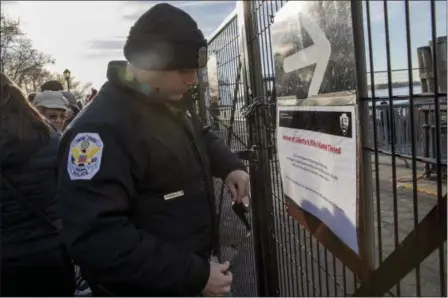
[56,3,250,297]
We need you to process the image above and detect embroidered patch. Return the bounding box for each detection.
[67,133,103,180]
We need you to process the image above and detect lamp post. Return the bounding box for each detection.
[63,69,71,91]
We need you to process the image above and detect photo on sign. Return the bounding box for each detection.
[270,0,357,101]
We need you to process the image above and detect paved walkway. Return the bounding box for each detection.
[373,154,446,196]
[369,154,446,296]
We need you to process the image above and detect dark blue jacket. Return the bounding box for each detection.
[1,122,64,263]
[56,61,246,296]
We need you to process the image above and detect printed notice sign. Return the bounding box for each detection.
[277,104,359,254]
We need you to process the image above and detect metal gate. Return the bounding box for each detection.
[197,10,259,297]
[196,0,447,296]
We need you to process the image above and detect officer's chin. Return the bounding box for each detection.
[167,94,183,101]
[166,91,185,101]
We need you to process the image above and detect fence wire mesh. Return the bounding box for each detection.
[246,1,359,296]
[198,14,258,297]
[198,0,447,296]
[363,0,447,296]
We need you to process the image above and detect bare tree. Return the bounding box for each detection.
[51,73,93,99]
[1,14,92,98]
[1,14,55,88]
[0,14,21,72]
[22,68,54,93]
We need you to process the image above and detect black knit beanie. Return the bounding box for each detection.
[41,80,64,92]
[123,3,207,71]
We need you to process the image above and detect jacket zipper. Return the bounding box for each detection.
[163,104,217,257]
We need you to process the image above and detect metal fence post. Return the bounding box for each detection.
[351,0,376,274]
[417,46,434,93]
[242,1,280,296]
[436,36,447,93]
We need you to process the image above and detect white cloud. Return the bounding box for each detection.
[2,1,236,89]
[124,1,234,8]
[177,1,235,8]
[1,1,18,6]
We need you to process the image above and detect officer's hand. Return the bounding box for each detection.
[203,261,233,297]
[225,170,250,205]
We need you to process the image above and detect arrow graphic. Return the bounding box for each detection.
[282,13,331,98]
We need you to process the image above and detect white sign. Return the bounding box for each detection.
[277,104,359,254]
[273,1,331,98]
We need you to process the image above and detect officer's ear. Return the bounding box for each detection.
[127,63,156,85]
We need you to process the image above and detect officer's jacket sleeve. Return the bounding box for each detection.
[57,126,210,296]
[201,125,247,179]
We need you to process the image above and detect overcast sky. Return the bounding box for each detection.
[2,1,236,89]
[2,1,446,89]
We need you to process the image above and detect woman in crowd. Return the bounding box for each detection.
[33,90,70,133]
[86,88,97,104]
[61,90,81,130]
[40,79,81,130]
[0,72,75,296]
[27,91,37,103]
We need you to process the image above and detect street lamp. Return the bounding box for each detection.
[63,69,71,91]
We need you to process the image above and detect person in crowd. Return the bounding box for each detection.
[86,88,98,104]
[61,90,81,130]
[27,91,37,103]
[0,72,75,296]
[38,80,90,294]
[76,99,84,111]
[41,80,65,92]
[40,79,81,129]
[56,3,250,297]
[33,90,69,133]
[39,80,90,294]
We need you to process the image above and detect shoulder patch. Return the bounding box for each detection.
[67,132,104,180]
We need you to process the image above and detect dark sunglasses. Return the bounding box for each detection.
[47,113,67,121]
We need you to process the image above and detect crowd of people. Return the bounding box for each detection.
[26,80,97,133]
[1,73,77,296]
[0,74,97,296]
[1,2,249,297]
